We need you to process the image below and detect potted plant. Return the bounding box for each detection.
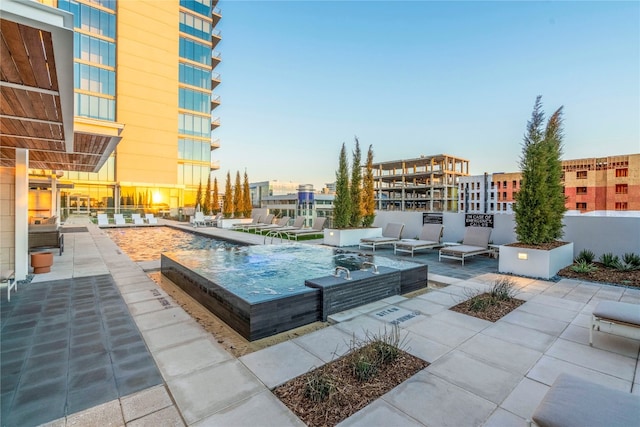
[324,138,380,246]
[499,96,574,279]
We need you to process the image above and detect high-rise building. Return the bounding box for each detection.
[32,0,221,218]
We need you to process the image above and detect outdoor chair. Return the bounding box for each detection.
[145,213,158,224]
[231,215,262,231]
[114,214,126,226]
[438,226,492,265]
[131,213,144,225]
[359,222,405,251]
[590,300,640,345]
[97,213,109,226]
[529,373,640,427]
[192,211,208,227]
[259,216,305,235]
[394,224,444,257]
[285,217,326,240]
[253,216,290,233]
[243,214,275,232]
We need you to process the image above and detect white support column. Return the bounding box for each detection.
[51,175,58,218]
[14,149,29,281]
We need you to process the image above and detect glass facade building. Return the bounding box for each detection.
[31,0,221,218]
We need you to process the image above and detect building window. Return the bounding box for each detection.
[615,184,628,194]
[503,181,507,188]
[512,180,517,188]
[577,171,587,179]
[180,0,212,16]
[490,203,494,210]
[615,202,628,210]
[179,88,210,113]
[576,202,587,210]
[178,113,210,137]
[460,203,464,211]
[75,33,115,66]
[179,11,212,42]
[615,168,628,177]
[75,63,115,96]
[576,187,587,195]
[502,192,507,200]
[179,63,210,89]
[179,38,211,66]
[75,93,115,121]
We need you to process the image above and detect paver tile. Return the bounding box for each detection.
[120,385,173,423]
[154,337,232,378]
[482,408,527,427]
[500,310,569,336]
[405,317,477,348]
[337,399,423,427]
[292,326,354,363]
[500,378,549,420]
[459,333,543,374]
[560,324,640,358]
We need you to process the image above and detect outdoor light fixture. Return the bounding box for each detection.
[329,231,334,236]
[518,252,528,260]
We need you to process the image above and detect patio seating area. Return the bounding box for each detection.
[1,216,639,426]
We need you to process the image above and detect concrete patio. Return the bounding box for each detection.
[1,217,639,426]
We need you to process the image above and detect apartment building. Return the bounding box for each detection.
[260,185,333,227]
[372,154,470,212]
[30,0,221,218]
[458,154,640,214]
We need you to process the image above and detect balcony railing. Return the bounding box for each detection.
[211,138,220,149]
[211,50,221,60]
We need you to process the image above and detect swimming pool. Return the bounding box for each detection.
[161,244,428,340]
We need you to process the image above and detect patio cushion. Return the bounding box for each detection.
[532,374,640,427]
[593,301,640,325]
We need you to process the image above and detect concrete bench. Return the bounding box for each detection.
[529,373,640,427]
[590,300,640,345]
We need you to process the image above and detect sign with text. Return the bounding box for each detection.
[465,214,494,228]
[423,213,443,225]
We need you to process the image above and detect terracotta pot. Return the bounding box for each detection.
[31,252,53,274]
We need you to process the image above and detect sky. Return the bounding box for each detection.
[213,0,639,189]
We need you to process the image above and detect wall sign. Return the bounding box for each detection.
[465,214,494,228]
[423,213,443,225]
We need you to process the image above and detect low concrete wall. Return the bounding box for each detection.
[373,211,640,258]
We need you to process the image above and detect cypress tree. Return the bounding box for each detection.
[333,143,352,228]
[212,177,219,214]
[203,175,212,215]
[195,181,203,211]
[233,171,242,218]
[362,144,376,227]
[223,171,233,218]
[349,137,363,227]
[242,171,252,218]
[514,96,566,244]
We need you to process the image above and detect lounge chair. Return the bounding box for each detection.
[131,213,144,225]
[97,213,109,226]
[114,214,126,226]
[192,211,208,227]
[529,373,640,427]
[358,222,405,251]
[285,217,326,241]
[259,216,305,235]
[243,214,275,232]
[438,226,492,265]
[145,213,158,224]
[590,301,640,345]
[231,215,262,231]
[394,224,444,257]
[253,216,290,233]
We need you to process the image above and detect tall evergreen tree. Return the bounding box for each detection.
[223,171,233,218]
[362,144,376,227]
[203,175,212,215]
[349,137,363,227]
[242,170,252,218]
[333,143,352,228]
[514,96,566,244]
[233,171,242,218]
[195,181,203,211]
[212,177,219,214]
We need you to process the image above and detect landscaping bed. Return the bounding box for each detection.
[449,278,525,322]
[557,263,640,288]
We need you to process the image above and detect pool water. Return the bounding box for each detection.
[164,244,420,302]
[104,226,238,262]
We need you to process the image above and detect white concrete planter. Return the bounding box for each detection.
[499,242,574,280]
[218,218,251,229]
[323,227,382,247]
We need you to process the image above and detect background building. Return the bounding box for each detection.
[31,0,221,219]
[249,180,299,208]
[372,154,470,212]
[260,185,333,227]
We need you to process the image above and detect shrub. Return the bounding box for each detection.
[621,253,640,267]
[599,253,619,268]
[347,325,407,381]
[350,347,378,382]
[304,368,335,402]
[615,260,640,272]
[575,249,595,264]
[571,260,598,273]
[488,278,518,301]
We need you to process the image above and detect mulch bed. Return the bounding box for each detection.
[273,345,427,427]
[449,294,525,322]
[557,263,640,288]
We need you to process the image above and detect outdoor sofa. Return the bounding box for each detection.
[28,216,63,255]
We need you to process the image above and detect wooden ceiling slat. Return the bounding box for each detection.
[39,92,61,122]
[0,31,21,84]
[0,85,27,118]
[28,91,49,121]
[41,32,58,92]
[0,20,36,87]
[20,25,50,90]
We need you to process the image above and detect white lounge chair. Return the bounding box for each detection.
[131,213,144,225]
[253,216,290,233]
[192,211,208,227]
[243,214,275,232]
[231,215,262,231]
[359,222,405,251]
[259,216,304,235]
[438,226,492,265]
[285,217,326,241]
[394,224,444,257]
[529,373,640,427]
[97,213,109,226]
[145,213,158,224]
[590,301,640,345]
[114,214,126,226]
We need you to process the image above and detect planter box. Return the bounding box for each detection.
[217,218,252,229]
[323,227,382,247]
[499,242,574,280]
